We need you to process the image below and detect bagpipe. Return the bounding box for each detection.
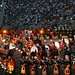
[52,58,58,65]
[47,57,53,66]
[52,56,64,65]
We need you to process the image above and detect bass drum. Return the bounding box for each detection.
[45,44,51,54]
[31,46,38,54]
[45,44,51,50]
[36,46,41,55]
[64,38,70,45]
[54,42,60,49]
[31,45,41,55]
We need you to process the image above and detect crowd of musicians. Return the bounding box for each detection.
[0,27,75,75]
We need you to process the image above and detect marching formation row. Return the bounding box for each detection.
[0,27,75,75]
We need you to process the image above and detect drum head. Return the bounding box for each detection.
[64,38,69,45]
[31,46,38,53]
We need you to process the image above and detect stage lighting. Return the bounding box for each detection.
[40,30,43,34]
[3,30,7,34]
[2,39,6,42]
[30,30,32,33]
[0,5,2,7]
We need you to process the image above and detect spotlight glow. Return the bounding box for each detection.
[40,30,43,34]
[30,30,32,33]
[3,30,7,33]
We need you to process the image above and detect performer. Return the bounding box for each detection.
[53,29,57,37]
[30,39,34,47]
[40,51,49,75]
[7,59,15,75]
[37,32,40,39]
[52,56,60,75]
[21,52,30,75]
[21,64,26,75]
[53,64,59,75]
[49,29,53,39]
[64,55,70,67]
[25,31,28,40]
[25,39,29,47]
[30,52,38,75]
[21,52,27,65]
[73,65,75,74]
[50,42,57,58]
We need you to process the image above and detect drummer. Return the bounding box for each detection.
[21,51,30,75]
